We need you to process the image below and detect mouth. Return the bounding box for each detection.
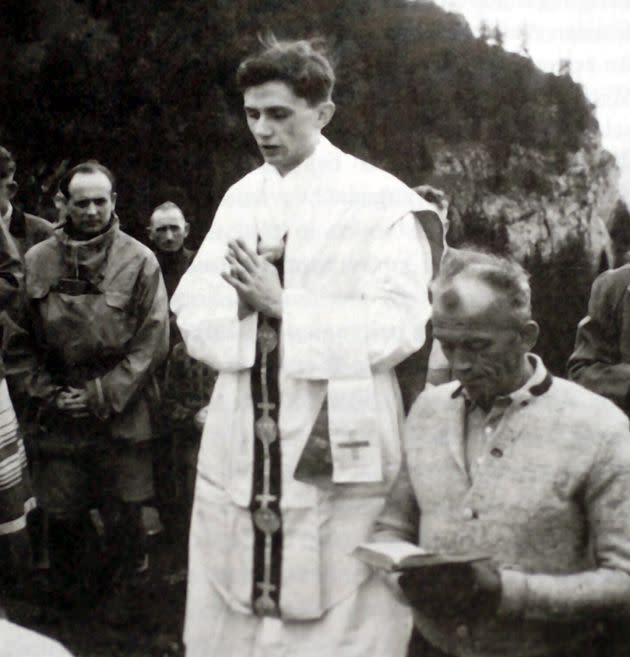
[259,144,281,156]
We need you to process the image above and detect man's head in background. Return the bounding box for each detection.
[0,147,18,217]
[431,248,539,408]
[237,38,336,176]
[57,161,117,236]
[148,201,189,254]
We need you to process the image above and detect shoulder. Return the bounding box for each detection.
[544,376,629,433]
[406,382,461,428]
[25,232,60,266]
[23,212,54,236]
[323,142,437,224]
[591,265,630,300]
[114,229,161,271]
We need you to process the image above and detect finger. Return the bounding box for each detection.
[228,240,257,273]
[221,271,249,294]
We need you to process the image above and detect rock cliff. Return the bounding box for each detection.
[424,129,620,271]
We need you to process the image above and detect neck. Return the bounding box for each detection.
[475,355,534,412]
[0,201,10,217]
[65,217,114,241]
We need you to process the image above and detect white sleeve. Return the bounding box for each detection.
[170,190,257,371]
[282,212,432,379]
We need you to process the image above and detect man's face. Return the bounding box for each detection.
[149,208,189,253]
[432,277,530,405]
[65,171,116,235]
[0,174,17,214]
[243,81,332,176]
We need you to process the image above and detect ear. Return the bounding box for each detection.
[520,320,539,352]
[110,192,117,211]
[317,101,335,129]
[183,222,190,239]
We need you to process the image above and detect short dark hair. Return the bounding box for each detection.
[150,201,185,224]
[58,160,116,198]
[432,247,532,324]
[0,146,16,180]
[237,37,335,106]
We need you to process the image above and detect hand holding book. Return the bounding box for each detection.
[352,541,500,620]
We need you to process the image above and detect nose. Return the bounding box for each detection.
[165,229,174,240]
[253,115,273,139]
[86,201,98,216]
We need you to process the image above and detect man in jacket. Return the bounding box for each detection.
[7,161,169,607]
[568,264,630,414]
[0,146,53,259]
[374,249,630,657]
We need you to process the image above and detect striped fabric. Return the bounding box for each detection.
[0,378,35,536]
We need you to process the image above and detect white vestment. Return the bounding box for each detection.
[171,137,435,657]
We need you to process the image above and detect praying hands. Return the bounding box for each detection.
[222,238,283,319]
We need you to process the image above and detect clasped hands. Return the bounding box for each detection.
[221,238,283,319]
[55,386,90,418]
[398,559,502,621]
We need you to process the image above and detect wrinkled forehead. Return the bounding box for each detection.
[432,276,519,331]
[150,208,186,228]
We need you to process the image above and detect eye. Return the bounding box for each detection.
[269,109,291,120]
[245,109,260,119]
[463,339,492,352]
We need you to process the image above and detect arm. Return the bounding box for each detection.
[0,216,23,309]
[85,258,169,417]
[568,271,630,412]
[170,188,257,370]
[282,213,433,380]
[372,455,420,544]
[499,426,630,621]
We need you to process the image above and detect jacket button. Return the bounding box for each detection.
[462,507,477,520]
[490,447,503,458]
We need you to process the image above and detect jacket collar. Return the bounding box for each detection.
[54,217,119,286]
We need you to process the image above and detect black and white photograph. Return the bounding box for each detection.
[1,1,630,656]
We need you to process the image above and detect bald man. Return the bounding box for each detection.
[374,248,630,657]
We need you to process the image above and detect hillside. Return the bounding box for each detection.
[0,0,620,371]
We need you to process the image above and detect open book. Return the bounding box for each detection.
[352,541,489,572]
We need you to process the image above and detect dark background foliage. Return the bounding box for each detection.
[0,0,609,373]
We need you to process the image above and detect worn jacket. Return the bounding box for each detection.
[374,358,630,657]
[8,207,53,260]
[7,220,169,447]
[568,264,630,414]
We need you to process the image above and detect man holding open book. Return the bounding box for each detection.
[372,249,630,657]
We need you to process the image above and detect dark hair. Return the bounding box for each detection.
[58,160,116,198]
[0,146,16,180]
[433,247,532,324]
[237,37,335,106]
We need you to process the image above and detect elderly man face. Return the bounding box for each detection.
[65,170,116,235]
[148,206,189,253]
[432,274,538,406]
[243,81,334,176]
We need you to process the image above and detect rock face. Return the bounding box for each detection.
[425,129,620,271]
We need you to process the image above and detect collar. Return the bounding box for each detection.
[451,353,553,408]
[0,203,12,224]
[55,217,119,285]
[261,135,334,186]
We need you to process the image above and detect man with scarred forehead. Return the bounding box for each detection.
[373,248,630,657]
[171,37,439,657]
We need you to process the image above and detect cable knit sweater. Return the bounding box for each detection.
[374,357,630,657]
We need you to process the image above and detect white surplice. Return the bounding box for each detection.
[171,137,435,657]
